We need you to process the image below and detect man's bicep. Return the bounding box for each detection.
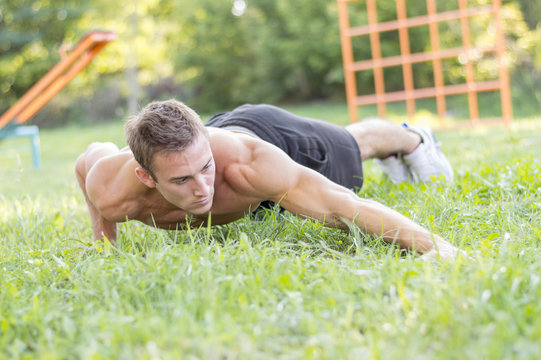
[232,141,357,222]
[242,144,354,217]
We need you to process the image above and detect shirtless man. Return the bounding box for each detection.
[75,100,458,259]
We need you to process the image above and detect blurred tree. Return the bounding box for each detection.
[515,0,541,30]
[161,0,248,112]
[1,0,540,123]
[506,0,541,113]
[234,0,344,104]
[74,0,173,107]
[160,0,345,112]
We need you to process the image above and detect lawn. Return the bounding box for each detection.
[1,104,541,359]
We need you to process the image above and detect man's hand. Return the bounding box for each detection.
[420,244,471,261]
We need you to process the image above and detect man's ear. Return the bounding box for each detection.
[135,167,157,188]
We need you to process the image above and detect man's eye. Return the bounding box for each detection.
[175,178,188,185]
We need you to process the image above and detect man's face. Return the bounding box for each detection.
[144,135,216,215]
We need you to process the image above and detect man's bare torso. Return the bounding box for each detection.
[85,128,270,230]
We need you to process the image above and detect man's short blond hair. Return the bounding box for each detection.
[125,99,208,179]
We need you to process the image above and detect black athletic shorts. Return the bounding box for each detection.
[206,104,364,190]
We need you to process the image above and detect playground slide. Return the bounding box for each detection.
[0,30,116,131]
[0,31,116,169]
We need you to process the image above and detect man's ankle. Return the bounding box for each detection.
[403,133,422,155]
[401,123,422,155]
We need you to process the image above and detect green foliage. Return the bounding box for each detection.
[0,0,540,122]
[502,0,541,114]
[159,0,344,112]
[1,107,541,358]
[0,0,87,113]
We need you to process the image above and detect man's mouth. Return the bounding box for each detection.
[193,197,210,206]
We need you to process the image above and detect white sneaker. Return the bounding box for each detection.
[375,155,414,184]
[403,125,454,182]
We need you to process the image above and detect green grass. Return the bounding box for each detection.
[1,105,541,359]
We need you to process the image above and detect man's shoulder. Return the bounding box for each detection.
[208,128,258,165]
[209,130,302,200]
[86,150,137,187]
[85,151,146,220]
[208,127,284,160]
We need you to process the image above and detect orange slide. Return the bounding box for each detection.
[0,30,116,169]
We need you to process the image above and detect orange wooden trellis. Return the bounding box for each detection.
[337,0,513,127]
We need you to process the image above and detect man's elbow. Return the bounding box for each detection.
[74,151,88,182]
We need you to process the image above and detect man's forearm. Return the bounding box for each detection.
[82,191,118,242]
[91,214,117,242]
[352,199,440,251]
[331,195,456,256]
[75,152,118,243]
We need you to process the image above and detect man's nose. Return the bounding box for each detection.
[192,175,209,196]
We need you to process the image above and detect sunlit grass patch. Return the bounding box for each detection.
[1,117,541,358]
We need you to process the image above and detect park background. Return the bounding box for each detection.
[1,0,541,124]
[2,0,541,359]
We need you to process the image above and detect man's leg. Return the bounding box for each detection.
[345,118,420,160]
[345,118,453,183]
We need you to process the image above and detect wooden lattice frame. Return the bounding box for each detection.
[337,0,513,127]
